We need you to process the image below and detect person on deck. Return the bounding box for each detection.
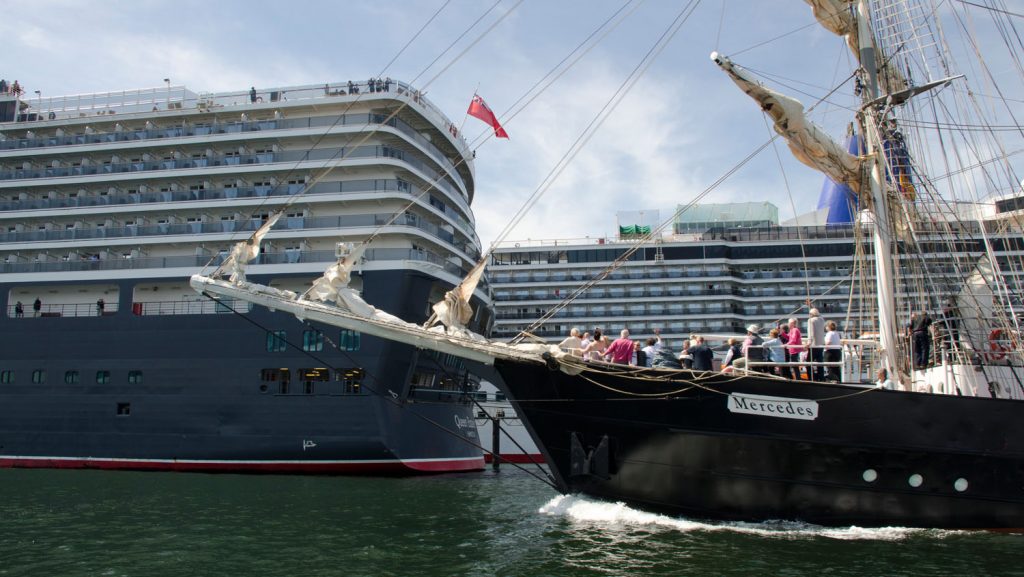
[741,324,765,372]
[807,308,826,381]
[689,335,715,371]
[603,329,635,365]
[33,297,41,317]
[875,368,895,390]
[909,310,933,369]
[763,328,784,375]
[722,337,742,370]
[786,317,805,379]
[824,321,843,381]
[641,329,663,368]
[581,329,607,361]
[558,327,582,356]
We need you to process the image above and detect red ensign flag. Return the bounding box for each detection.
[467,94,509,138]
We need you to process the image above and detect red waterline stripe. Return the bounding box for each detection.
[0,456,485,474]
[483,453,545,464]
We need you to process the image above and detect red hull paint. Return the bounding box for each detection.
[483,453,544,464]
[0,457,485,475]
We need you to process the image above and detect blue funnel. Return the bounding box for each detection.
[816,133,862,225]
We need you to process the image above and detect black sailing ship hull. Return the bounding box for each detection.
[0,270,485,474]
[491,357,1024,529]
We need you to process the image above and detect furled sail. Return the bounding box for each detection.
[305,242,368,309]
[804,0,860,59]
[711,52,862,192]
[427,259,486,332]
[802,0,907,95]
[218,211,283,283]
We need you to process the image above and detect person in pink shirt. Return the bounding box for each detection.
[603,329,635,364]
[786,317,805,379]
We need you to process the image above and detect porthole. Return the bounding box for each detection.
[954,478,968,492]
[908,473,923,488]
[259,384,268,393]
[862,469,878,483]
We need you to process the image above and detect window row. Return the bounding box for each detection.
[258,367,365,395]
[267,329,362,352]
[0,369,142,385]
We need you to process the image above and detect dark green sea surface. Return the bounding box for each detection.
[1,467,1022,577]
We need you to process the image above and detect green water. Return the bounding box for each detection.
[1,468,1022,576]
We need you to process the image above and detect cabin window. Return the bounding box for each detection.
[299,368,329,395]
[339,329,361,351]
[0,370,13,384]
[339,368,364,394]
[64,370,80,384]
[31,369,45,384]
[96,370,111,384]
[128,370,143,384]
[302,329,324,352]
[260,367,290,394]
[266,330,287,352]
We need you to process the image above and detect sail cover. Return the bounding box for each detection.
[712,52,862,193]
[219,211,283,283]
[307,242,367,304]
[430,259,486,331]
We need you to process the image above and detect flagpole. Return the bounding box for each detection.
[458,85,480,133]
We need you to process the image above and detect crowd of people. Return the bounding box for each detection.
[0,79,24,96]
[555,305,848,381]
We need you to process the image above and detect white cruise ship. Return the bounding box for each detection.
[488,200,1024,369]
[0,80,494,473]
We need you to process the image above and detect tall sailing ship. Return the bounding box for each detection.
[0,80,492,473]
[193,0,1024,527]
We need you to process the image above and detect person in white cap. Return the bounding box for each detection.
[740,324,765,372]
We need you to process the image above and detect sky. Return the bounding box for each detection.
[2,0,1020,250]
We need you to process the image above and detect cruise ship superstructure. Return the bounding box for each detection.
[0,80,492,472]
[488,202,1024,357]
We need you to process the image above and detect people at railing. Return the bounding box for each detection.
[603,329,634,365]
[786,317,805,379]
[807,308,826,381]
[0,79,7,94]
[875,368,895,390]
[763,328,785,376]
[688,336,714,371]
[14,301,23,318]
[722,337,742,371]
[558,327,582,356]
[641,329,663,368]
[33,297,41,317]
[633,341,645,367]
[740,324,767,373]
[581,329,607,361]
[678,339,693,368]
[824,321,843,381]
[777,322,793,379]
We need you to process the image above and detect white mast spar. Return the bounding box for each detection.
[856,0,902,382]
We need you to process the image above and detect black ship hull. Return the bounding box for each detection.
[490,357,1024,528]
[0,269,486,474]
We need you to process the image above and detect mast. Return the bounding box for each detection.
[856,0,902,381]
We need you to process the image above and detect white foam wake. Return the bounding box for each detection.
[538,494,953,541]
